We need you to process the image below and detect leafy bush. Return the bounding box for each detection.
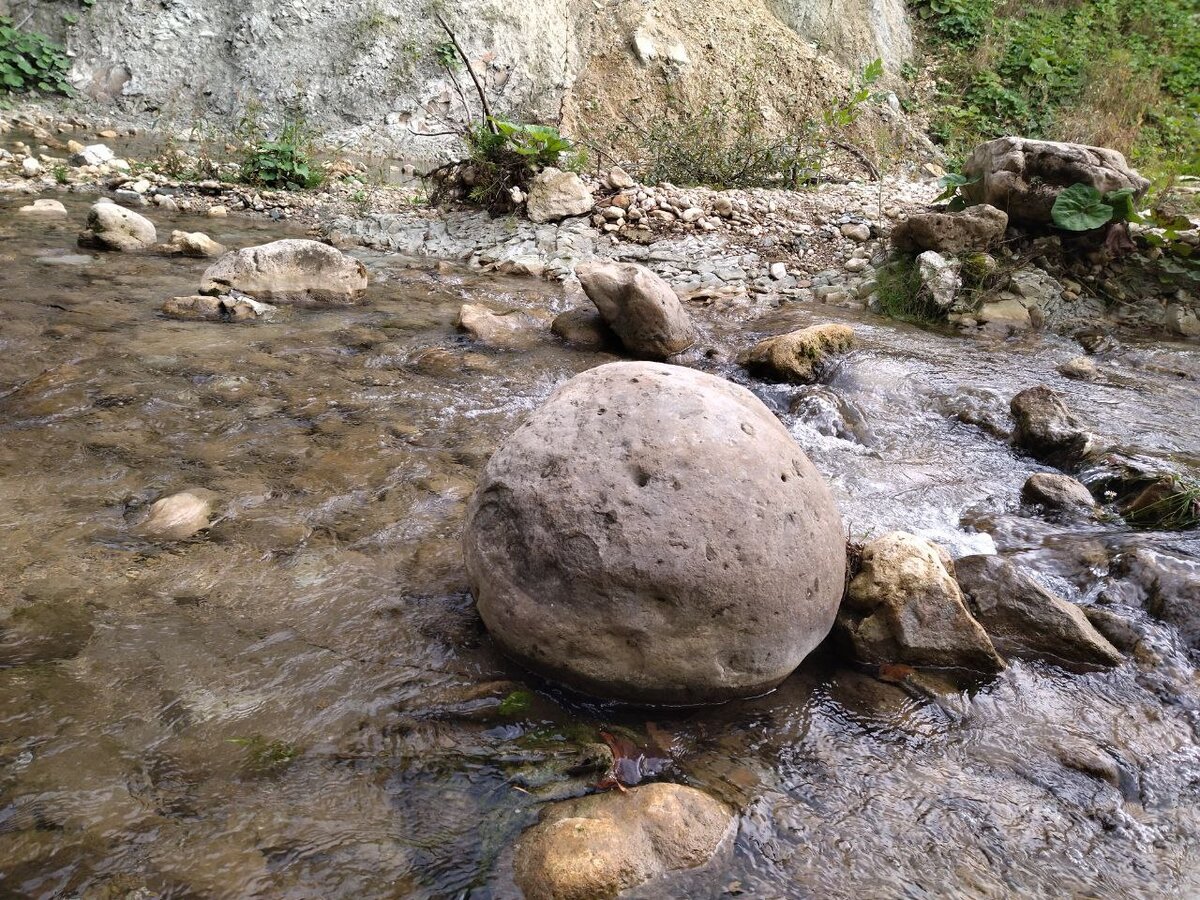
[0,17,70,94]
[1050,184,1139,232]
[240,121,323,189]
[461,117,579,209]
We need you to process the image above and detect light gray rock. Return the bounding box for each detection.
[576,262,697,359]
[1058,356,1099,381]
[892,204,1008,254]
[161,294,276,322]
[839,531,1005,672]
[164,229,227,258]
[514,783,735,900]
[1010,386,1099,469]
[135,489,217,540]
[70,143,114,166]
[1022,472,1098,517]
[526,167,594,223]
[455,303,539,349]
[962,137,1149,227]
[840,222,871,242]
[78,201,157,251]
[200,239,368,304]
[917,250,961,309]
[463,361,847,703]
[18,198,68,217]
[956,555,1121,670]
[21,156,42,177]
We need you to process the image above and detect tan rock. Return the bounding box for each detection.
[576,262,697,359]
[163,229,227,258]
[738,323,855,383]
[455,303,539,348]
[78,201,157,251]
[17,198,68,217]
[200,239,367,304]
[136,489,217,540]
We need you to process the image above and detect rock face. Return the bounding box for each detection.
[161,294,276,323]
[513,783,735,900]
[1022,472,1097,517]
[78,201,157,251]
[576,263,697,359]
[136,489,216,540]
[200,239,367,304]
[463,362,847,703]
[955,555,1121,670]
[526,167,594,223]
[962,138,1149,227]
[738,323,855,384]
[1010,386,1098,469]
[892,204,1008,254]
[839,531,1005,672]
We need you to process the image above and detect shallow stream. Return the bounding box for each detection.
[1,192,1199,898]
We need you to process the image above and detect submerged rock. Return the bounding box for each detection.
[163,229,227,258]
[956,555,1121,670]
[550,306,620,352]
[1058,356,1099,381]
[576,262,697,359]
[513,783,735,900]
[463,361,846,703]
[892,204,1008,254]
[136,489,217,540]
[18,198,68,217]
[738,323,855,384]
[526,167,594,223]
[78,201,157,251]
[1022,472,1098,519]
[962,137,1148,227]
[200,239,368,304]
[455,303,539,349]
[1010,386,1098,469]
[162,294,276,323]
[1101,549,1200,649]
[838,531,1005,673]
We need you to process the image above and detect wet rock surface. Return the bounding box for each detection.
[1010,385,1099,469]
[77,200,156,251]
[738,323,855,384]
[576,262,697,359]
[1022,472,1098,518]
[200,238,368,304]
[464,362,846,703]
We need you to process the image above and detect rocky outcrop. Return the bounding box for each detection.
[738,323,855,383]
[1010,386,1098,469]
[161,294,277,323]
[200,239,368,304]
[955,555,1121,670]
[463,361,846,703]
[891,204,1008,254]
[526,168,594,223]
[839,531,1005,673]
[513,783,735,900]
[576,263,697,359]
[962,138,1149,227]
[77,201,156,251]
[135,489,217,540]
[1021,472,1098,518]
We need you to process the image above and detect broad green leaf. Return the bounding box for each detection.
[1051,183,1113,232]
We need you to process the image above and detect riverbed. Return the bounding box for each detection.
[2,191,1199,898]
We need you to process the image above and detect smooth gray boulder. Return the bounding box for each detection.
[956,555,1121,670]
[839,531,1005,673]
[1010,386,1099,469]
[463,361,846,703]
[200,239,368,304]
[892,204,1008,254]
[576,262,697,359]
[962,137,1149,227]
[77,201,156,251]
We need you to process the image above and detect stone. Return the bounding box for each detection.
[463,361,846,703]
[200,239,368,304]
[575,262,697,359]
[1010,386,1098,469]
[136,489,217,540]
[974,297,1032,330]
[495,255,546,277]
[526,167,594,223]
[550,306,620,352]
[770,262,788,280]
[891,204,1008,254]
[839,531,1005,672]
[207,205,229,218]
[1022,472,1098,517]
[1166,303,1200,338]
[17,198,68,217]
[917,250,961,309]
[1058,356,1099,381]
[455,303,538,349]
[713,195,734,218]
[962,137,1149,227]
[78,201,157,251]
[114,188,149,207]
[161,294,276,323]
[841,222,871,242]
[681,207,704,223]
[606,166,635,190]
[70,143,114,166]
[164,230,227,258]
[738,323,855,384]
[632,29,657,62]
[514,783,734,900]
[955,555,1121,670]
[21,156,42,176]
[1101,549,1200,650]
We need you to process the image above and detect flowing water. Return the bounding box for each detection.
[1,191,1199,899]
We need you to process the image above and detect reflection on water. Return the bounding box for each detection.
[1,193,1198,898]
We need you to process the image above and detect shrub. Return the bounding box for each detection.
[874,257,947,323]
[240,120,323,189]
[461,117,579,209]
[0,17,70,94]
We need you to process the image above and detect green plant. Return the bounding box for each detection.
[459,117,579,209]
[1122,475,1200,530]
[1050,184,1141,232]
[874,257,947,323]
[52,164,68,184]
[824,58,885,129]
[229,735,300,775]
[497,689,534,716]
[0,17,71,94]
[240,120,323,189]
[933,172,978,210]
[433,39,459,70]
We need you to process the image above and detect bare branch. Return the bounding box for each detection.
[435,13,497,134]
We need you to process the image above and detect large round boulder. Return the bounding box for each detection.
[463,361,846,703]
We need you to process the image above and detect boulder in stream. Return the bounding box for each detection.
[956,554,1121,670]
[1022,472,1098,519]
[77,201,157,251]
[463,361,846,703]
[18,198,67,217]
[135,489,217,540]
[551,306,621,352]
[1010,386,1099,469]
[162,229,227,258]
[513,783,735,900]
[576,262,697,359]
[1101,548,1200,650]
[838,531,1005,673]
[200,239,368,304]
[455,303,539,349]
[162,294,276,323]
[738,323,855,384]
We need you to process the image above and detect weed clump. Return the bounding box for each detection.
[874,256,946,323]
[240,120,323,190]
[0,17,70,94]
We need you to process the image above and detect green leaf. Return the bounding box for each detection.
[1051,183,1113,232]
[863,57,884,83]
[1103,188,1142,224]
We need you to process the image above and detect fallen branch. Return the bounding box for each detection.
[436,13,497,134]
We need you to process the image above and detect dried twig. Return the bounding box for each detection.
[435,13,497,134]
